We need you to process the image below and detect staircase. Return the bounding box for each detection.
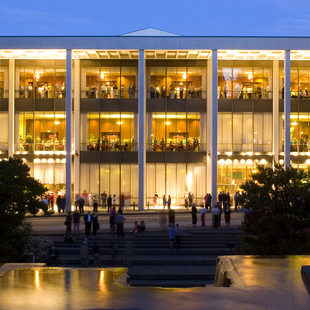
[50,227,243,287]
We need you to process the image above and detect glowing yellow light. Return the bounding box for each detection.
[186,171,193,190]
[291,122,298,126]
[35,73,40,81]
[54,120,60,125]
[35,270,40,289]
[117,121,123,125]
[183,73,187,80]
[165,121,171,125]
[248,73,253,80]
[100,72,105,79]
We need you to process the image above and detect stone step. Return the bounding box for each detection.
[128,265,215,280]
[56,248,233,255]
[128,279,212,287]
[58,254,218,266]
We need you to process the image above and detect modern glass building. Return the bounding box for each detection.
[1,28,310,210]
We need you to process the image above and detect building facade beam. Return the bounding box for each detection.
[8,59,14,157]
[273,60,279,166]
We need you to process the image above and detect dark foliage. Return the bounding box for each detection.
[236,165,310,255]
[0,158,47,262]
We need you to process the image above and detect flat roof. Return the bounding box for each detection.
[0,36,310,50]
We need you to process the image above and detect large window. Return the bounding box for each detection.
[82,112,135,151]
[16,60,66,99]
[148,62,206,99]
[15,112,66,153]
[280,64,310,99]
[80,163,138,205]
[81,60,137,99]
[151,113,200,152]
[0,60,8,98]
[0,113,8,151]
[218,61,272,99]
[146,163,206,206]
[280,113,310,152]
[218,112,272,153]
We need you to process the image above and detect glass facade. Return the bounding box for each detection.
[150,113,201,151]
[146,163,206,206]
[15,60,66,99]
[0,60,8,98]
[80,60,137,99]
[218,112,272,153]
[0,112,8,151]
[218,61,272,99]
[147,62,206,99]
[15,112,66,153]
[80,163,138,205]
[81,112,135,151]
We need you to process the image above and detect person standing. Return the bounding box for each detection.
[84,211,92,237]
[101,191,107,209]
[50,193,55,210]
[93,195,98,212]
[62,195,66,213]
[234,191,239,211]
[78,197,85,214]
[92,241,101,267]
[175,224,183,249]
[159,210,167,231]
[218,203,223,227]
[200,205,207,227]
[107,195,112,213]
[224,204,231,225]
[168,209,175,227]
[56,195,62,213]
[112,194,117,208]
[212,203,220,228]
[73,210,81,234]
[167,195,172,210]
[168,224,175,249]
[109,207,116,232]
[154,192,158,206]
[191,203,197,228]
[92,212,100,236]
[163,194,167,209]
[80,240,89,267]
[115,210,126,238]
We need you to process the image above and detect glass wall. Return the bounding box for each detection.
[0,60,8,98]
[280,63,310,99]
[81,112,135,151]
[80,163,138,205]
[0,112,8,151]
[218,112,272,153]
[218,161,259,194]
[151,112,201,151]
[147,62,206,99]
[146,163,206,206]
[15,60,66,99]
[218,61,272,99]
[280,113,310,152]
[80,60,137,99]
[15,112,66,153]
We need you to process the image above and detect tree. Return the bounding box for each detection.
[0,158,47,262]
[237,165,310,255]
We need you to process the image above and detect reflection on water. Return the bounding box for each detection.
[0,268,127,310]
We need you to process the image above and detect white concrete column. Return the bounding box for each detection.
[8,59,14,157]
[4,66,9,98]
[147,112,152,151]
[273,60,279,165]
[206,50,218,205]
[284,50,290,168]
[65,49,72,211]
[74,59,80,196]
[200,112,207,151]
[138,49,146,211]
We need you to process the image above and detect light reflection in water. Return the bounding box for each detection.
[34,269,40,289]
